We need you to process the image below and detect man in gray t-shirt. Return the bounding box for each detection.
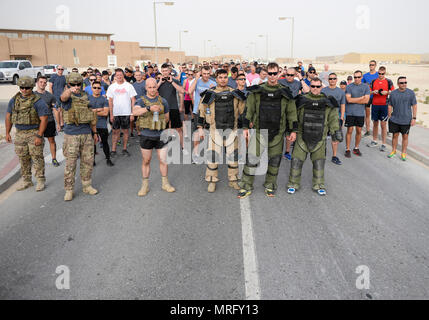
[387,77,418,161]
[344,71,370,158]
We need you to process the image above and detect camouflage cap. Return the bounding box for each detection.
[67,72,83,84]
[17,76,35,88]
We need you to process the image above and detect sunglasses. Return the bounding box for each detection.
[58,68,64,71]
[354,76,362,79]
[268,72,279,76]
[379,73,385,76]
[399,82,407,84]
[187,74,193,76]
[90,79,96,82]
[370,64,376,67]
[309,71,316,74]
[329,78,337,81]
[311,85,322,88]
[237,78,246,81]
[286,74,295,77]
[20,87,32,90]
[70,83,82,87]
[92,87,101,90]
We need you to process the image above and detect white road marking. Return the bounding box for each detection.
[240,197,261,300]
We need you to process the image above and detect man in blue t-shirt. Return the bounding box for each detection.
[362,60,379,136]
[60,73,99,201]
[133,78,175,197]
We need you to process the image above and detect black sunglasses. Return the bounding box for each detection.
[286,74,295,77]
[354,76,362,79]
[58,68,64,71]
[70,83,82,87]
[268,72,279,76]
[399,82,407,84]
[309,71,316,74]
[92,87,101,90]
[329,78,337,81]
[378,73,385,76]
[20,87,32,90]
[237,78,246,81]
[90,79,96,81]
[311,85,322,88]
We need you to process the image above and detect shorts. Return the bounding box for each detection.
[345,116,365,128]
[184,100,193,115]
[169,109,183,129]
[113,116,130,130]
[44,121,57,138]
[372,105,388,122]
[139,135,167,150]
[389,121,411,135]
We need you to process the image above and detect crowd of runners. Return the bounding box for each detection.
[5,58,418,200]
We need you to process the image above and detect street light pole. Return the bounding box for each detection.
[153,1,175,65]
[279,16,295,60]
[179,30,188,51]
[258,34,268,62]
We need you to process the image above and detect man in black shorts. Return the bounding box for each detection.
[35,76,61,167]
[387,77,418,161]
[157,63,185,149]
[133,78,176,197]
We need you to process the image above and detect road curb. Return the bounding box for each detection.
[385,136,429,167]
[0,162,20,194]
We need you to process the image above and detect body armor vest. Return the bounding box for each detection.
[64,93,95,126]
[214,91,235,130]
[11,93,41,125]
[259,89,283,140]
[300,96,328,150]
[137,96,167,131]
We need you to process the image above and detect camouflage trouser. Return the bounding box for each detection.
[63,134,94,191]
[14,129,45,182]
[205,130,239,183]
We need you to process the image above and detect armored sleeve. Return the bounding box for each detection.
[243,93,256,129]
[286,99,298,133]
[328,106,342,142]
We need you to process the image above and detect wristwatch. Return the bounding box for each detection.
[146,105,151,112]
[413,117,417,120]
[35,134,43,139]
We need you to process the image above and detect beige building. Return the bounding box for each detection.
[0,28,224,68]
[343,53,421,64]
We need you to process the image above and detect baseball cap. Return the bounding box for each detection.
[340,80,347,85]
[308,67,316,73]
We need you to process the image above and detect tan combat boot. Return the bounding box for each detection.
[82,181,98,195]
[208,182,216,193]
[138,178,150,197]
[64,190,74,201]
[17,179,33,191]
[228,181,240,190]
[161,176,176,193]
[35,179,45,192]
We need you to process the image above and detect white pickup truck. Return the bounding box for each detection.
[0,60,44,85]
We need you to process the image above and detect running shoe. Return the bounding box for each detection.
[401,153,407,162]
[367,141,378,148]
[380,145,387,152]
[388,151,396,159]
[265,188,276,198]
[238,189,252,199]
[283,152,292,160]
[344,150,352,158]
[364,131,371,137]
[353,148,362,157]
[331,156,342,165]
[317,189,327,196]
[117,141,121,146]
[106,159,115,167]
[122,150,131,157]
[287,188,296,194]
[52,159,60,167]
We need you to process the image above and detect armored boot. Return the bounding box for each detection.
[208,182,217,193]
[82,180,98,195]
[138,178,150,197]
[161,176,176,193]
[35,179,46,192]
[17,179,33,191]
[228,181,240,190]
[64,190,74,201]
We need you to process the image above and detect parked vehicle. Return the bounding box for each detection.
[43,64,69,78]
[0,60,45,85]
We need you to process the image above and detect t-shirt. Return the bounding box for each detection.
[135,95,170,138]
[371,78,394,106]
[193,78,217,114]
[133,81,147,98]
[389,89,417,125]
[321,87,346,108]
[246,73,259,87]
[180,72,187,85]
[34,91,57,122]
[83,78,91,89]
[49,74,66,101]
[158,79,181,110]
[304,78,311,86]
[62,93,96,135]
[345,83,371,117]
[279,79,302,98]
[362,72,379,99]
[84,86,106,96]
[106,82,137,116]
[251,78,268,86]
[88,95,109,129]
[228,77,237,89]
[7,95,50,130]
[101,81,110,92]
[319,71,331,87]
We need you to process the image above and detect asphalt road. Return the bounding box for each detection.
[0,131,428,300]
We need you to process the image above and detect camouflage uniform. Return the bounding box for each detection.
[15,129,45,185]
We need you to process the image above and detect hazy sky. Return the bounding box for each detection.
[1,0,428,59]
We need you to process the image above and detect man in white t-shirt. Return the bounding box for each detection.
[251,69,268,86]
[107,69,137,157]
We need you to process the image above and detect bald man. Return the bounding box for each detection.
[132,78,175,197]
